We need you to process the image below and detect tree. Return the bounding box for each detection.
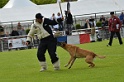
[0,0,77,8]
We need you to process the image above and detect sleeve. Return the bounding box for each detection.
[116,17,122,28]
[108,19,111,31]
[26,24,36,42]
[45,18,63,25]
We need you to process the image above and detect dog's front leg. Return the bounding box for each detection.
[65,56,73,67]
[68,57,76,69]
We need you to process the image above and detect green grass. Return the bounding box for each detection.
[0,39,124,82]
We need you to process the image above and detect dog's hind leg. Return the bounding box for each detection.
[65,56,73,67]
[68,57,76,69]
[85,56,95,67]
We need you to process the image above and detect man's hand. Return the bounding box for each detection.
[25,41,30,46]
[62,16,64,21]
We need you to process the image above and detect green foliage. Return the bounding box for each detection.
[31,0,65,5]
[0,0,77,8]
[0,0,8,8]
[75,24,81,29]
[96,21,102,27]
[0,39,124,82]
[26,28,30,34]
[0,26,4,32]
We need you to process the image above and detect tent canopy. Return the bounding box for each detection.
[0,0,124,22]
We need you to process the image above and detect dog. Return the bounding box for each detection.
[59,42,105,69]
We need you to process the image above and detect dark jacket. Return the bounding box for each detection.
[66,13,73,24]
[11,30,19,36]
[84,23,92,29]
[108,16,122,32]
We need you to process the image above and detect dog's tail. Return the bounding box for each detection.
[96,55,106,59]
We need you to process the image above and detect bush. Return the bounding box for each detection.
[0,26,4,32]
[26,29,30,34]
[75,24,81,29]
[96,21,102,27]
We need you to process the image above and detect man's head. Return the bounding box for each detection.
[35,13,43,24]
[110,12,114,17]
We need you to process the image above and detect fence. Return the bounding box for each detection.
[0,26,124,52]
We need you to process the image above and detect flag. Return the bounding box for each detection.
[57,0,61,3]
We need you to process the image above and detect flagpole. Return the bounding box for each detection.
[58,1,63,17]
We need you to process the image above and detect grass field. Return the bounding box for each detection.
[0,39,124,82]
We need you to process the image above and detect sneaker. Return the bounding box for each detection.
[107,44,111,47]
[40,67,47,72]
[120,43,123,45]
[54,67,60,71]
[53,60,60,71]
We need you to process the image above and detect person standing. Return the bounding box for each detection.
[57,12,64,31]
[10,28,19,36]
[107,12,123,46]
[26,13,64,72]
[119,12,124,25]
[65,10,73,35]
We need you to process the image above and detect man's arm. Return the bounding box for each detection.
[26,24,36,44]
[44,17,64,25]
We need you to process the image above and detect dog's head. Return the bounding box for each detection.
[58,42,66,47]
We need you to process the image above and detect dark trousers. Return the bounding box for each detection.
[108,31,123,46]
[37,37,59,64]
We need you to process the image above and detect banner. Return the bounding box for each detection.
[8,38,27,49]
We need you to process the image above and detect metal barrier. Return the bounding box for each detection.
[0,27,124,52]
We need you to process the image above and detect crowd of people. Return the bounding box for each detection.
[50,10,73,35]
[0,11,123,38]
[0,22,26,37]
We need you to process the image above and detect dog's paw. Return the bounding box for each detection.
[89,64,95,68]
[64,64,68,67]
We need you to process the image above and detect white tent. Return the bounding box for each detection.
[3,0,37,8]
[0,0,40,22]
[0,0,124,22]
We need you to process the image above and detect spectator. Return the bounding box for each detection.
[65,10,73,35]
[17,22,22,35]
[89,16,96,42]
[5,32,10,37]
[89,16,96,27]
[10,28,19,36]
[19,27,26,35]
[119,12,124,25]
[104,18,109,26]
[57,12,64,31]
[50,13,59,31]
[84,19,91,29]
[0,25,4,37]
[100,15,106,27]
[107,12,123,46]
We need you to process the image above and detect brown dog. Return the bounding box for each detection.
[59,42,105,69]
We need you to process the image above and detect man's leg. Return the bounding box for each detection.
[37,42,47,72]
[47,41,60,70]
[108,31,115,46]
[116,32,123,45]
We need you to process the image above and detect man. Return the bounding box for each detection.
[84,19,91,29]
[10,28,19,36]
[65,10,73,35]
[107,12,123,46]
[26,13,64,72]
[57,12,64,31]
[119,12,124,25]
